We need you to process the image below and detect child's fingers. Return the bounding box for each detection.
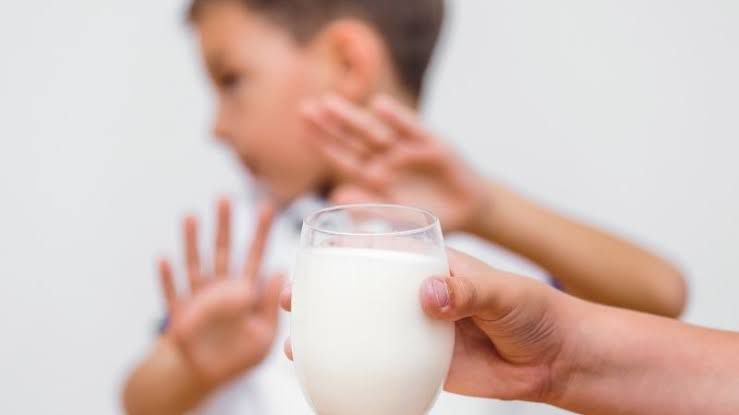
[242,202,276,283]
[311,98,373,157]
[363,159,393,189]
[280,280,292,312]
[371,94,428,142]
[303,100,395,193]
[304,103,392,192]
[328,184,382,208]
[183,215,204,291]
[303,106,366,181]
[303,103,367,166]
[322,94,395,151]
[158,258,177,314]
[314,133,364,179]
[284,337,293,361]
[259,273,285,329]
[214,197,231,279]
[386,145,442,169]
[303,101,371,158]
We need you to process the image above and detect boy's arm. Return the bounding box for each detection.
[303,94,686,317]
[470,182,687,317]
[122,199,283,414]
[123,337,210,415]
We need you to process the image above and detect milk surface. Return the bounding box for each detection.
[292,247,454,415]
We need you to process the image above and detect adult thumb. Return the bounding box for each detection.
[420,273,514,323]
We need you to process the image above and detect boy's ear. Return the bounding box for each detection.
[316,19,387,103]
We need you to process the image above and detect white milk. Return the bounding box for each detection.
[291,247,454,415]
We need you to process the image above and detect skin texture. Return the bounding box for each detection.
[197,3,329,204]
[123,3,410,414]
[283,251,739,415]
[302,93,686,317]
[123,2,686,413]
[123,199,283,415]
[195,2,408,204]
[421,251,739,415]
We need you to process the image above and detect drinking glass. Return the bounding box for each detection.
[291,204,454,415]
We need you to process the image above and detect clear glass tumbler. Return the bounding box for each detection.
[291,204,454,415]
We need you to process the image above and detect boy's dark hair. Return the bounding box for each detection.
[188,0,446,98]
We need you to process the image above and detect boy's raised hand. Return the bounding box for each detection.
[302,94,489,233]
[158,198,283,390]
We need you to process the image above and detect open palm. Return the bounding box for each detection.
[158,199,283,388]
[302,94,489,233]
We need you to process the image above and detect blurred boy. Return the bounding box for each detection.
[123,0,686,414]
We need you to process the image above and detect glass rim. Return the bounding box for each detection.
[303,203,440,237]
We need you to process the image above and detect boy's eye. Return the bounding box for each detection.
[217,72,241,91]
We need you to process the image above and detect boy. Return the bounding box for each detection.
[123,0,685,413]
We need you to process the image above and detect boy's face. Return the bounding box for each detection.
[194,2,331,203]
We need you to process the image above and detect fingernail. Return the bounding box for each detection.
[426,277,449,309]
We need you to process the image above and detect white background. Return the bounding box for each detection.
[1,1,737,413]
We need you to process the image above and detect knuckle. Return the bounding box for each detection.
[449,277,477,311]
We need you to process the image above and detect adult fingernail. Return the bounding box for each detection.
[426,277,449,309]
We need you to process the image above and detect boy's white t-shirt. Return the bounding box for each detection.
[195,198,554,415]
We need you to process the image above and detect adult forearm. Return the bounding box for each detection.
[552,300,739,414]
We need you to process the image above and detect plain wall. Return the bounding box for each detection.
[0,1,737,413]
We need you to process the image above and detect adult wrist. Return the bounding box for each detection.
[539,295,600,409]
[551,298,643,415]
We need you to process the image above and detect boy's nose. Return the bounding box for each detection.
[212,113,231,143]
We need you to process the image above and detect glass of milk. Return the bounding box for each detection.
[291,204,454,415]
